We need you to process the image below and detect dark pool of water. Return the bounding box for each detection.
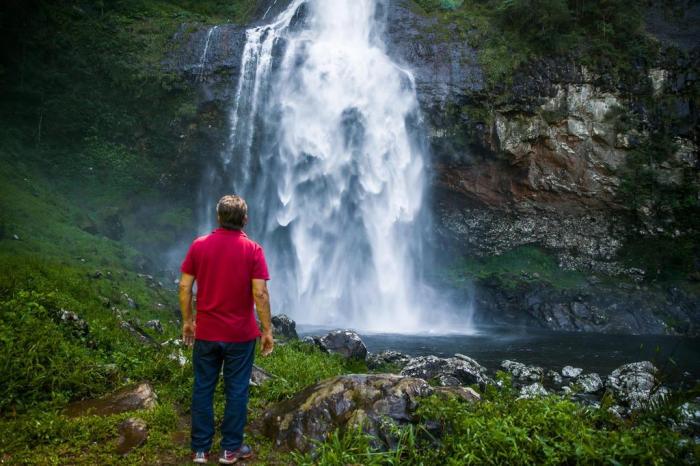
[299,325,700,381]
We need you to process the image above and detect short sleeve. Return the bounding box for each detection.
[251,245,270,280]
[180,241,198,276]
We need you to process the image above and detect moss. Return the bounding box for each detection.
[447,244,588,290]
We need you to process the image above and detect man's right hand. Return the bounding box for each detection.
[182,321,196,347]
[260,330,274,356]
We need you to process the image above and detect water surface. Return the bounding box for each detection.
[300,325,700,381]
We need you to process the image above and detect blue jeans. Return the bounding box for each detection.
[191,338,256,452]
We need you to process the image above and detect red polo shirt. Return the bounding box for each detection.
[180,228,270,342]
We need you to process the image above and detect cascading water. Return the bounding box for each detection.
[197,25,218,82]
[199,0,473,333]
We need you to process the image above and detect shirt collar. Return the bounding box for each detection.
[213,227,247,236]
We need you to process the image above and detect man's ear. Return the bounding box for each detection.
[243,214,249,226]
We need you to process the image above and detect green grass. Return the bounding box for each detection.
[252,340,367,404]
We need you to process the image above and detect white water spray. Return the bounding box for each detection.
[197,25,218,81]
[203,0,473,333]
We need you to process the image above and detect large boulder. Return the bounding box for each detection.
[271,314,298,340]
[317,330,368,360]
[65,383,157,417]
[260,374,435,452]
[546,369,563,385]
[574,372,604,394]
[500,360,544,382]
[367,350,412,370]
[144,319,163,334]
[606,361,669,410]
[518,382,549,400]
[562,365,583,378]
[400,355,491,388]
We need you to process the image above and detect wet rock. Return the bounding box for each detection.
[120,320,158,346]
[467,231,700,336]
[65,383,157,417]
[606,361,669,410]
[574,372,603,393]
[367,350,411,370]
[434,386,481,403]
[301,335,320,346]
[161,338,183,347]
[317,330,367,360]
[607,404,627,419]
[500,360,544,382]
[168,350,187,367]
[144,320,163,334]
[546,370,563,385]
[58,309,90,339]
[116,418,148,455]
[122,293,138,309]
[562,365,583,378]
[518,382,549,399]
[435,374,462,387]
[271,314,298,340]
[250,365,273,387]
[261,374,432,452]
[675,399,700,433]
[400,355,491,388]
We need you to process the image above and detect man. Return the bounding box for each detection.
[179,194,274,464]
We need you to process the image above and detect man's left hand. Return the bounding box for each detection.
[182,321,196,347]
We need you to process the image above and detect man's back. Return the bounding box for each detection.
[181,227,269,342]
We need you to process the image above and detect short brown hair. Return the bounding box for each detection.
[216,195,247,230]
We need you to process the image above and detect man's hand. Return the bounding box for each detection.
[182,321,196,347]
[252,278,273,356]
[260,330,274,356]
[179,272,196,347]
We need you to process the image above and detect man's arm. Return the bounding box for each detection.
[179,272,196,346]
[252,278,273,356]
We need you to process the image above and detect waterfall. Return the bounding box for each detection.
[197,26,218,82]
[201,0,473,333]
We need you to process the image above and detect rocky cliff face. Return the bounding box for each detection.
[166,0,699,335]
[383,1,699,335]
[385,0,698,276]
